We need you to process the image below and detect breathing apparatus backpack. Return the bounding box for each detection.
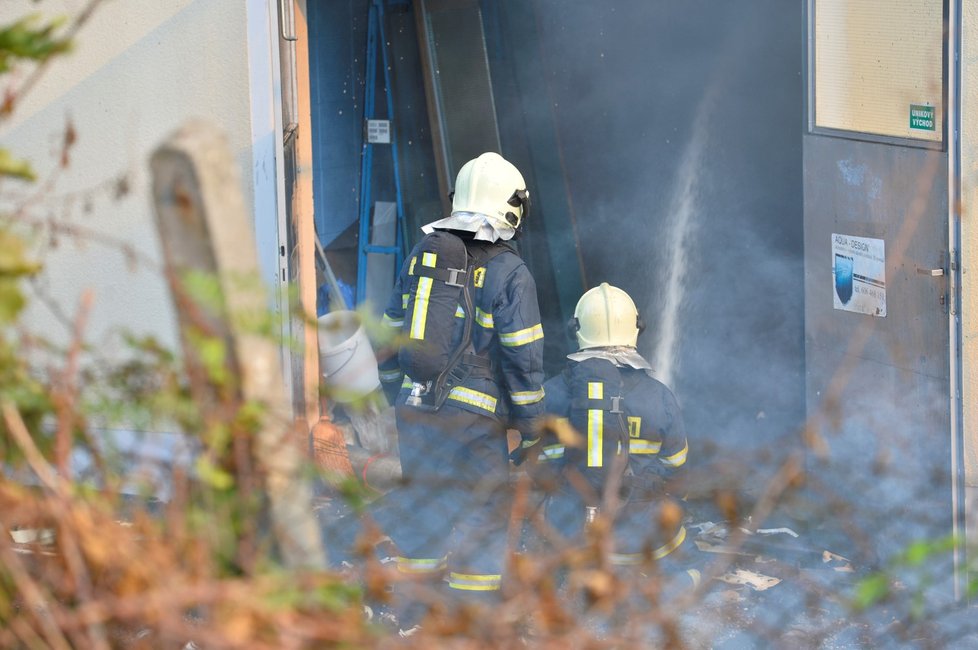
[567,357,632,490]
[398,230,509,411]
[567,359,674,516]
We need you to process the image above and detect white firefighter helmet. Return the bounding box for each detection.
[571,283,644,349]
[451,152,530,232]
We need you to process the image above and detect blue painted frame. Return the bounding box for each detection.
[356,0,407,304]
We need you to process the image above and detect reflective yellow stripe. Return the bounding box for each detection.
[410,275,433,338]
[475,307,494,329]
[380,368,403,382]
[409,252,437,339]
[401,376,413,388]
[661,440,688,467]
[447,386,497,413]
[401,293,409,309]
[449,572,501,582]
[397,556,447,574]
[655,526,687,558]
[588,410,603,467]
[448,572,502,591]
[455,304,465,318]
[587,382,603,467]
[538,444,565,461]
[408,256,417,276]
[629,439,662,454]
[499,323,543,347]
[609,527,687,565]
[382,313,403,328]
[510,388,545,405]
[588,382,603,400]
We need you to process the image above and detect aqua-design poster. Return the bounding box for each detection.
[832,234,886,317]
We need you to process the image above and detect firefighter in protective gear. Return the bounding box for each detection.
[376,152,545,621]
[537,283,690,572]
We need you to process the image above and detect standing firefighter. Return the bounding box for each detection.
[533,283,691,583]
[378,152,545,624]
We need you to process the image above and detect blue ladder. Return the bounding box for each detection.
[356,0,407,306]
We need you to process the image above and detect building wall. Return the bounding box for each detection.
[0,1,282,355]
[960,0,978,558]
[0,1,289,496]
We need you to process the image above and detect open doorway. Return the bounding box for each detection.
[306,0,806,460]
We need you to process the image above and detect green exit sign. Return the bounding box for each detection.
[910,104,935,131]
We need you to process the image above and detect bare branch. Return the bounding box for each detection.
[0,0,105,122]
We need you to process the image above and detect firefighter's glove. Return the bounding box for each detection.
[526,453,561,493]
[380,378,401,406]
[509,436,541,467]
[626,471,668,502]
[377,365,403,405]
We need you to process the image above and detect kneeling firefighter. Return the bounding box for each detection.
[533,283,691,577]
[377,152,545,623]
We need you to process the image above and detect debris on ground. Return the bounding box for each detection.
[716,569,781,591]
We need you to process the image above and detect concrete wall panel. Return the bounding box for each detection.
[0,1,259,354]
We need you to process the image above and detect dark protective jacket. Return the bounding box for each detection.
[379,235,546,434]
[538,360,688,488]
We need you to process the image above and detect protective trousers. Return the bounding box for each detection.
[542,488,696,625]
[385,402,511,598]
[545,486,687,567]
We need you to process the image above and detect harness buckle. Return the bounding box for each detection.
[609,395,624,414]
[445,267,466,288]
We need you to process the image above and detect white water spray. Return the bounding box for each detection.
[650,91,714,388]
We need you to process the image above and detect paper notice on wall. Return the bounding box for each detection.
[832,234,886,317]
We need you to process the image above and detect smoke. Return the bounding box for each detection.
[499,0,808,458]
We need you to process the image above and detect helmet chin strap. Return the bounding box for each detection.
[567,315,581,342]
[506,188,530,235]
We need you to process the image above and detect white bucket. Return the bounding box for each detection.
[318,311,380,402]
